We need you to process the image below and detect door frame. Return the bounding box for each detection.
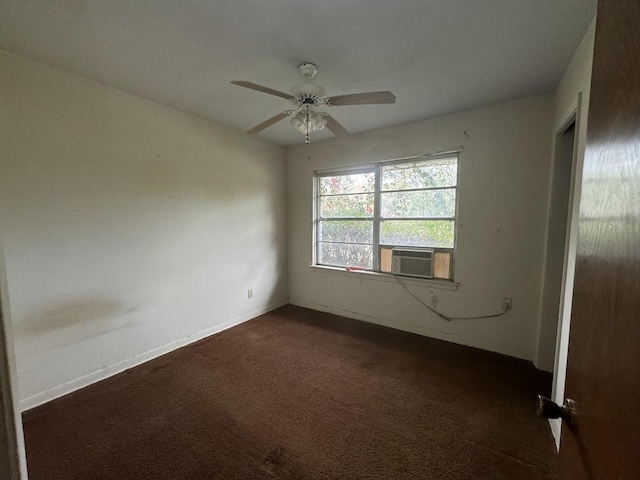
[548,93,587,447]
[0,215,28,478]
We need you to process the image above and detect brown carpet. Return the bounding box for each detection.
[23,305,557,479]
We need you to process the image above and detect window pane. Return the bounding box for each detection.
[319,242,373,269]
[319,220,373,244]
[382,158,457,190]
[320,194,374,218]
[381,189,456,218]
[380,220,455,248]
[319,172,375,195]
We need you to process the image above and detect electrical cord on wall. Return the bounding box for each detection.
[393,276,510,322]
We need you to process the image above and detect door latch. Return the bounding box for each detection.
[537,395,576,428]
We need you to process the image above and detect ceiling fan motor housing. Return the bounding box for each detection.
[290,63,326,106]
[290,82,326,106]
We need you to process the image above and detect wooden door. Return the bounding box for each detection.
[559,0,640,478]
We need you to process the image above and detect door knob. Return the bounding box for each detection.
[537,395,576,428]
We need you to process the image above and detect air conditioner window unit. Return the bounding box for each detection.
[391,248,434,279]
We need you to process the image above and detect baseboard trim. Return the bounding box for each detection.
[290,299,531,363]
[20,300,288,412]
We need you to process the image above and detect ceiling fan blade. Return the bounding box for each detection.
[231,81,294,100]
[327,91,396,106]
[246,111,293,134]
[324,114,353,139]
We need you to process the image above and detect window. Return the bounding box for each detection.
[315,154,458,280]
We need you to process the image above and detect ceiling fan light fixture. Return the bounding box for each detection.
[290,111,306,132]
[310,113,327,131]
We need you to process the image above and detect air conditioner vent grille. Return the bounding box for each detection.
[401,259,430,276]
[393,249,432,259]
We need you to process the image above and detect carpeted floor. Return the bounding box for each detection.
[22,305,557,479]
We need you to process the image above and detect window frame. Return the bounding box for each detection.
[314,165,377,270]
[314,152,460,280]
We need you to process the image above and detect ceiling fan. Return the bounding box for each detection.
[231,63,396,144]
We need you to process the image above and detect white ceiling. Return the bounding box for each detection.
[1,0,596,146]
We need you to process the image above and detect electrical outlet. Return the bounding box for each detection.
[503,297,512,310]
[248,289,253,299]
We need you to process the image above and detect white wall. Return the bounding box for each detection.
[0,50,289,410]
[545,20,596,446]
[287,95,552,362]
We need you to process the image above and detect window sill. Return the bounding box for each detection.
[309,265,459,291]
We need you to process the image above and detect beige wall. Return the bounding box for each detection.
[0,50,288,410]
[287,95,553,362]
